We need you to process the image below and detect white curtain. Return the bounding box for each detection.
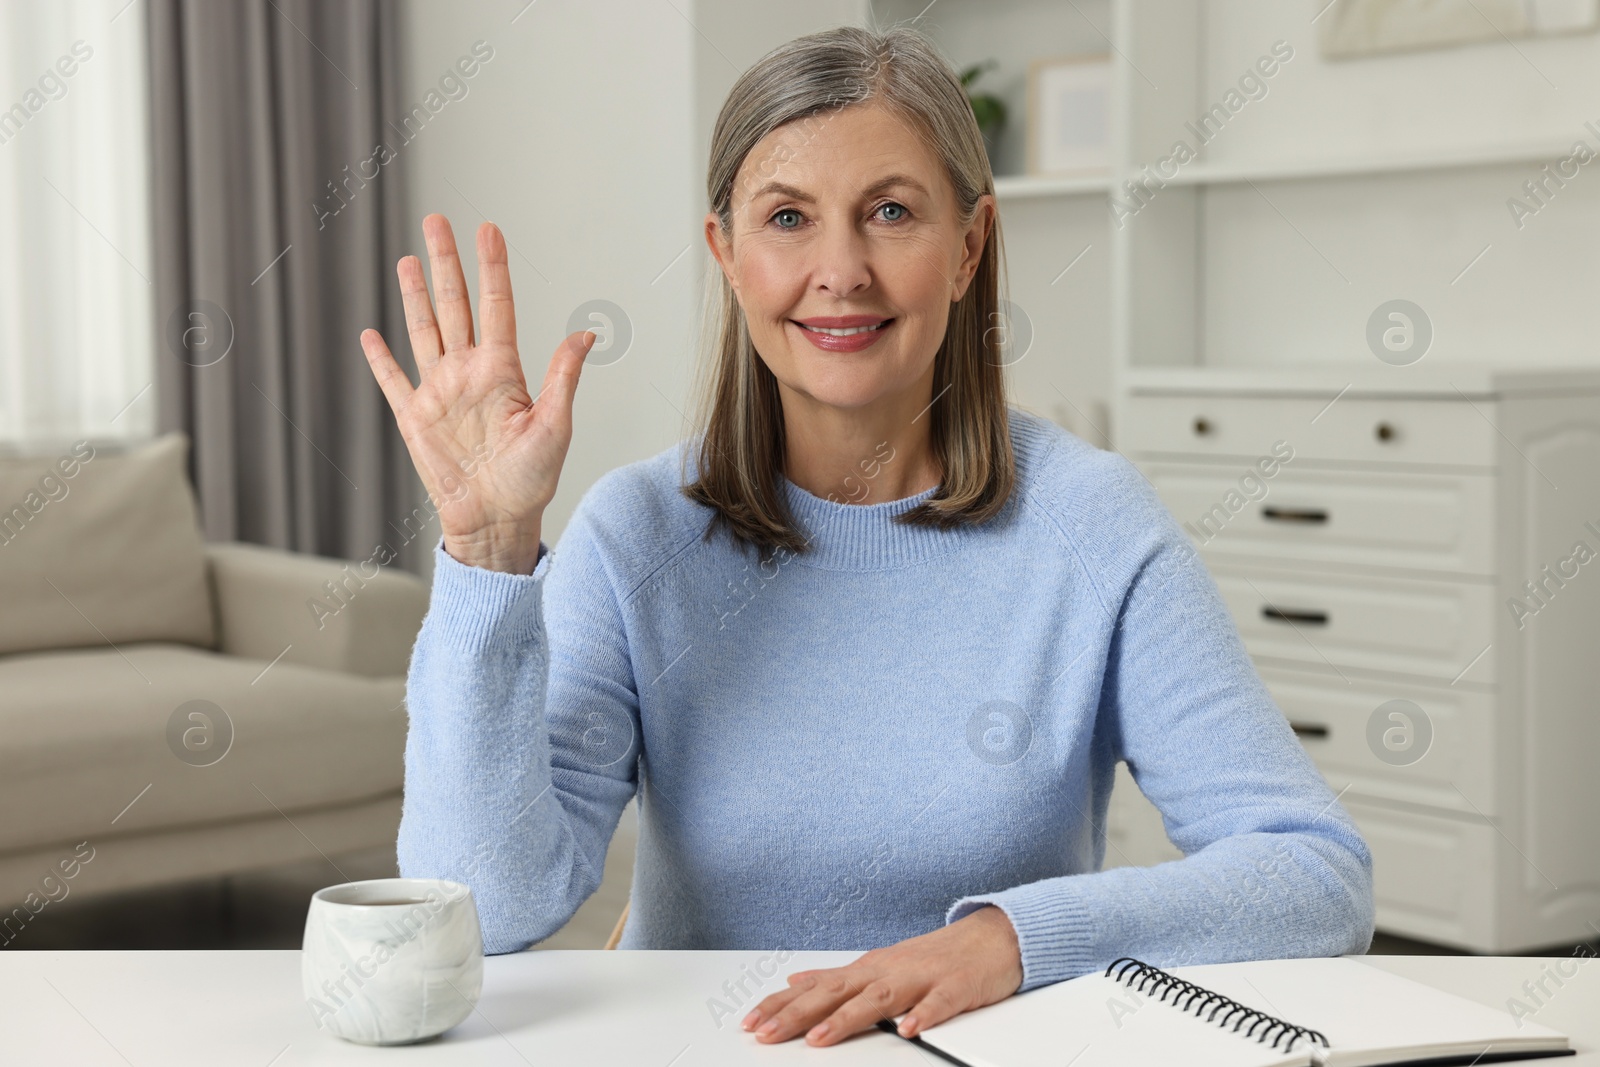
[0,0,154,452]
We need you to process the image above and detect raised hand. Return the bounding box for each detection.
[360,214,595,574]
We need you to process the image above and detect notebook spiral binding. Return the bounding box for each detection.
[1105,958,1330,1053]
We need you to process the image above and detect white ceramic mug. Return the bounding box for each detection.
[301,877,483,1045]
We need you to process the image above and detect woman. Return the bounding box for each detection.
[360,24,1373,1050]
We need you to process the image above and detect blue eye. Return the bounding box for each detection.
[768,203,907,228]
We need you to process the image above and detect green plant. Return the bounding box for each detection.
[959,59,1007,137]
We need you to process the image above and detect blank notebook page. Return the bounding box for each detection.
[909,957,1567,1067]
[1176,958,1567,1067]
[904,969,1309,1067]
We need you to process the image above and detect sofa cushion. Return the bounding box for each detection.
[0,643,405,855]
[0,432,215,656]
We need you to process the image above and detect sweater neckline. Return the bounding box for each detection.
[778,472,975,570]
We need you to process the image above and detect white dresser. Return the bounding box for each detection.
[1104,365,1600,953]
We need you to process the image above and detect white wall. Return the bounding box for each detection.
[399,0,699,548]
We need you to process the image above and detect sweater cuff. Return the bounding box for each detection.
[946,878,1097,991]
[424,535,550,652]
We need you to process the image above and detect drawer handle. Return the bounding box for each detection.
[1289,722,1329,739]
[1375,421,1396,442]
[1262,605,1328,626]
[1192,416,1212,436]
[1261,506,1328,524]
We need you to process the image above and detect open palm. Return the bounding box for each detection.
[360,214,594,573]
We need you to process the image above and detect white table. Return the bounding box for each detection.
[3,950,1596,1065]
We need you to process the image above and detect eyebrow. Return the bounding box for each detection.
[746,173,931,204]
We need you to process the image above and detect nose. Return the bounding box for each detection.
[813,219,871,298]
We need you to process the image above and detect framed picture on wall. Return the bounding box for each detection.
[1026,54,1111,177]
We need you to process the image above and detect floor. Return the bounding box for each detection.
[8,800,1594,958]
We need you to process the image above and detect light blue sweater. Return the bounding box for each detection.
[397,407,1374,992]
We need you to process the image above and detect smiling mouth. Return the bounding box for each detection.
[793,320,893,337]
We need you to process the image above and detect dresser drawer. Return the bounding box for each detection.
[1143,462,1495,575]
[1342,798,1497,949]
[1122,393,1495,468]
[1257,666,1496,815]
[1209,566,1496,684]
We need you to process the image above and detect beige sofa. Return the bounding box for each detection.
[0,432,428,922]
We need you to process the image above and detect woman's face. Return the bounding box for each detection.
[705,101,993,415]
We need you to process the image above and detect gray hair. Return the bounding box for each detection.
[708,25,993,235]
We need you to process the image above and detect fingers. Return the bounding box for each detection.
[422,213,474,352]
[751,968,913,1046]
[803,976,910,1046]
[360,328,416,413]
[476,222,517,348]
[898,984,963,1039]
[750,971,852,1043]
[397,254,442,375]
[531,329,595,416]
[743,980,810,1033]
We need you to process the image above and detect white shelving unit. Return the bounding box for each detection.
[1159,138,1590,187]
[1119,364,1600,953]
[992,173,1111,199]
[1110,1,1600,379]
[1105,2,1600,952]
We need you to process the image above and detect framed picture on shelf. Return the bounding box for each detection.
[1316,0,1600,59]
[1026,53,1111,177]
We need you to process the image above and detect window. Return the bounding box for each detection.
[0,0,154,451]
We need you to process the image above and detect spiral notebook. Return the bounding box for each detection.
[878,957,1573,1067]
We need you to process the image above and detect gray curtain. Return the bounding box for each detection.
[148,0,433,579]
